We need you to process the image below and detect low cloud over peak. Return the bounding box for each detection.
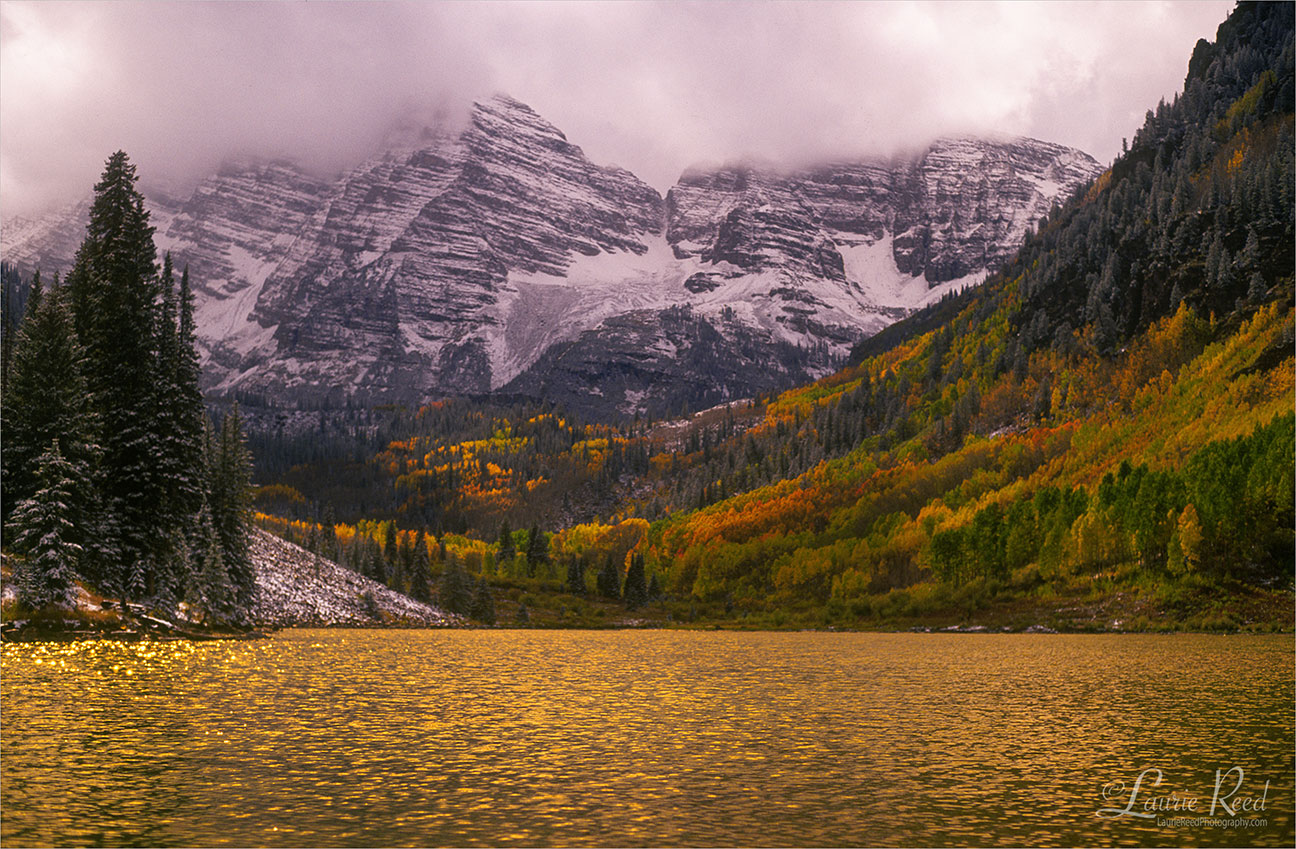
[1,0,1232,219]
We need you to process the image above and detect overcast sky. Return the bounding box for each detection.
[1,0,1234,219]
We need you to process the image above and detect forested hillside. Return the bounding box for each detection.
[241,2,1293,630]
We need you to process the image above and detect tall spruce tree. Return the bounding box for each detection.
[497,520,516,563]
[64,151,163,599]
[409,531,433,603]
[152,256,206,549]
[439,556,473,616]
[623,553,648,610]
[209,403,256,614]
[597,553,621,600]
[524,525,548,576]
[470,574,496,624]
[566,557,586,596]
[189,493,237,624]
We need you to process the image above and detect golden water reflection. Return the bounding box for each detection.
[3,631,1292,847]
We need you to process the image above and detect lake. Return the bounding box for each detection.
[2,630,1292,847]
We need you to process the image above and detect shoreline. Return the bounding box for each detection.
[3,617,1289,642]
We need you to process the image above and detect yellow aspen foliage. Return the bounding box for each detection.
[1169,504,1204,574]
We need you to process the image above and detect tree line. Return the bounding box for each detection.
[2,152,255,623]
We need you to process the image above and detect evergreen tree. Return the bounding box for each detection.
[469,574,496,625]
[65,151,162,599]
[209,404,255,615]
[365,541,387,584]
[438,556,473,616]
[382,519,399,566]
[1246,271,1267,303]
[647,571,662,601]
[597,553,621,600]
[497,520,515,563]
[9,441,83,609]
[409,532,433,603]
[623,553,648,610]
[188,495,236,624]
[524,524,548,576]
[0,262,31,396]
[566,557,586,596]
[1,280,103,583]
[156,262,207,533]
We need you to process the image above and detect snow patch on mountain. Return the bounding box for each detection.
[3,97,1101,417]
[839,235,985,311]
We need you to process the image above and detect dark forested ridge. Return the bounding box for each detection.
[858,1,1294,363]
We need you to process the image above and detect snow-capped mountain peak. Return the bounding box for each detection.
[0,95,1101,419]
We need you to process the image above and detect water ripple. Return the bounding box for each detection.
[3,632,1292,847]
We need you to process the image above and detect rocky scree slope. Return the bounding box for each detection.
[249,529,457,627]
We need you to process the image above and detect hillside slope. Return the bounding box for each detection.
[245,2,1293,632]
[249,529,457,627]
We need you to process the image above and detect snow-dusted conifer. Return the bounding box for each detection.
[10,441,83,609]
[64,151,163,601]
[189,496,236,623]
[208,403,256,615]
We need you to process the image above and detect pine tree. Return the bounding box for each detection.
[150,254,194,601]
[209,404,255,615]
[1246,271,1267,302]
[0,262,26,397]
[2,279,101,567]
[469,575,496,625]
[623,553,648,610]
[566,557,586,596]
[409,532,433,603]
[1214,246,1236,292]
[65,152,163,596]
[1240,226,1262,271]
[154,260,207,537]
[597,553,621,600]
[9,441,84,609]
[189,495,236,623]
[524,525,548,576]
[497,520,515,563]
[439,556,473,616]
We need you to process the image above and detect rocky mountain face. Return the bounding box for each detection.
[1,96,1100,419]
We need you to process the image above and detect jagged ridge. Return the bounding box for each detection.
[1,97,1100,419]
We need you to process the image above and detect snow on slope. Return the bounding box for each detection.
[250,529,458,628]
[838,235,986,311]
[484,229,950,388]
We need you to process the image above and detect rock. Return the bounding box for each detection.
[3,99,1099,421]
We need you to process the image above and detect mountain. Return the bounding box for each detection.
[1,96,1099,419]
[241,3,1293,632]
[510,137,1101,418]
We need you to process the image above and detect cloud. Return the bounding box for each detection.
[0,0,1233,218]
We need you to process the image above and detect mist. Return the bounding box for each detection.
[1,0,1233,219]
